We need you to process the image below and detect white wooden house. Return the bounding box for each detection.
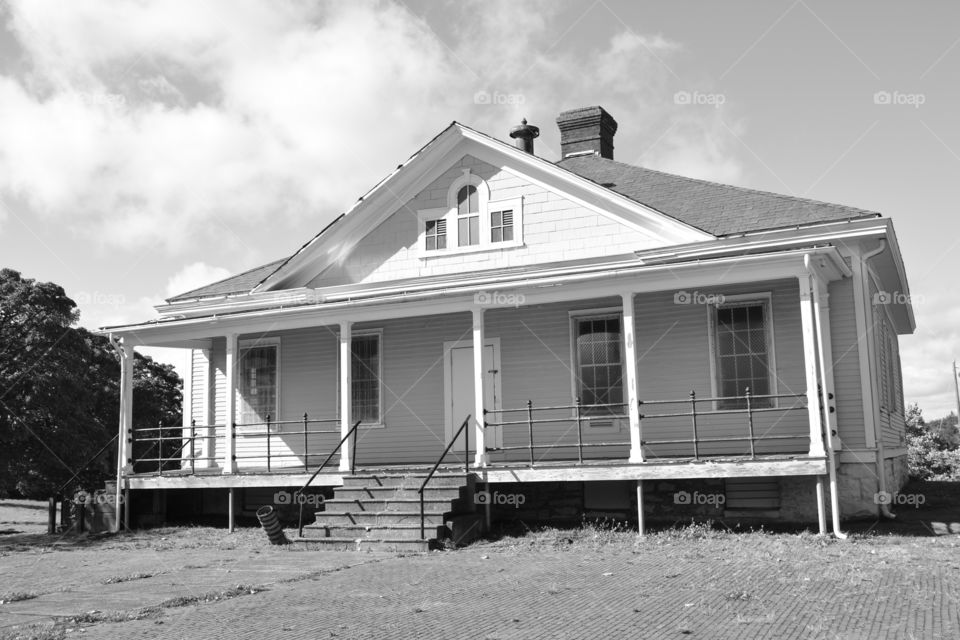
[102,106,914,545]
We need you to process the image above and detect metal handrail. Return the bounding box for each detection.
[297,419,363,537]
[417,415,471,540]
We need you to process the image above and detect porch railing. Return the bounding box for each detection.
[638,389,808,460]
[483,399,631,465]
[233,414,340,472]
[483,389,809,465]
[131,420,219,475]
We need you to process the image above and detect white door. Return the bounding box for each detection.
[446,343,499,453]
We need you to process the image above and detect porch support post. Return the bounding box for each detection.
[636,480,645,536]
[223,333,238,473]
[339,321,353,472]
[472,308,488,467]
[798,277,826,458]
[114,341,134,533]
[228,487,235,533]
[811,273,845,539]
[816,475,827,535]
[622,292,643,463]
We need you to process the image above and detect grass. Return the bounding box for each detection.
[100,572,156,584]
[0,591,39,604]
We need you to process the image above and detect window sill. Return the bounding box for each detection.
[419,241,525,260]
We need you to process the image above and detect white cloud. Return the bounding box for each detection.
[0,0,745,255]
[900,291,960,419]
[165,261,232,299]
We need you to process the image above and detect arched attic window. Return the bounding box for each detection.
[457,184,480,247]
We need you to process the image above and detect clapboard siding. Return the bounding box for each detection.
[190,349,206,424]
[633,280,810,458]
[829,276,866,449]
[308,154,670,288]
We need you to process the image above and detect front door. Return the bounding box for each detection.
[445,341,499,453]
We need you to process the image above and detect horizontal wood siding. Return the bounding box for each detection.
[828,276,866,449]
[190,349,206,424]
[633,280,809,458]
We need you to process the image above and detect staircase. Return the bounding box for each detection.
[298,471,484,551]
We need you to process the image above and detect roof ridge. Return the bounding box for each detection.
[558,156,880,216]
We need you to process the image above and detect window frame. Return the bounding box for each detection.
[236,337,281,433]
[336,329,385,428]
[705,293,779,411]
[417,170,523,257]
[569,307,626,431]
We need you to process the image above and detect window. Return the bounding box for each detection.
[351,333,381,424]
[457,185,480,246]
[573,314,624,415]
[425,218,446,250]
[490,208,514,243]
[713,301,773,409]
[417,170,523,254]
[238,340,279,427]
[875,309,901,415]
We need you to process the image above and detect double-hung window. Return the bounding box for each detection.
[238,339,279,429]
[457,185,480,247]
[350,333,382,425]
[573,313,624,417]
[712,299,774,409]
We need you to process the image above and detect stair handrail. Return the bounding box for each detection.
[417,414,472,540]
[297,419,362,537]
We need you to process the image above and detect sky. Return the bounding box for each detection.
[0,0,958,418]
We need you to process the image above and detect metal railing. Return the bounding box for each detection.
[233,414,340,472]
[483,399,630,465]
[418,414,471,539]
[296,419,363,537]
[638,388,808,460]
[131,420,220,475]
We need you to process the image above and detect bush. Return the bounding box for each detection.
[907,431,960,481]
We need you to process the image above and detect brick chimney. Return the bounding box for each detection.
[556,106,618,160]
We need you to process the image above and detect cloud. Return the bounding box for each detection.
[900,292,960,419]
[165,261,232,300]
[0,0,745,255]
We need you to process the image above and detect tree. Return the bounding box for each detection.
[0,269,181,498]
[906,403,960,481]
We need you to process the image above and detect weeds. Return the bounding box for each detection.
[0,591,39,604]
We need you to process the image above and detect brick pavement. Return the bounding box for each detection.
[8,534,953,640]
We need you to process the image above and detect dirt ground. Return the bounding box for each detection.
[1,482,958,640]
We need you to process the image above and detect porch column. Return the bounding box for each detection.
[622,292,643,463]
[339,321,353,472]
[223,333,238,473]
[798,277,826,458]
[472,308,488,467]
[811,275,845,538]
[113,341,134,533]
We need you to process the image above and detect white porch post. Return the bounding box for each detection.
[223,333,238,473]
[113,341,134,533]
[472,308,488,467]
[339,321,353,472]
[799,277,826,458]
[811,275,846,538]
[622,292,643,463]
[197,348,215,469]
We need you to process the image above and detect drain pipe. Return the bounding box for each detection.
[861,240,896,520]
[805,255,846,539]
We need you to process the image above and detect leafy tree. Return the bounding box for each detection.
[906,404,960,481]
[0,269,181,498]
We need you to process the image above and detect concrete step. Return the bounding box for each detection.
[323,497,464,513]
[334,486,465,501]
[446,512,485,547]
[294,536,432,552]
[308,524,443,541]
[315,510,446,527]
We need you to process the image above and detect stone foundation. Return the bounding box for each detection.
[884,455,908,493]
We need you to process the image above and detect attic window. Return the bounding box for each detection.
[417,170,523,256]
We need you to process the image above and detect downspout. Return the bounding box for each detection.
[861,240,895,519]
[108,334,125,533]
[804,255,846,539]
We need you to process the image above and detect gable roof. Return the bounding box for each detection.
[166,123,884,304]
[557,155,880,236]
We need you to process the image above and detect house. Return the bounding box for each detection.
[102,106,914,546]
